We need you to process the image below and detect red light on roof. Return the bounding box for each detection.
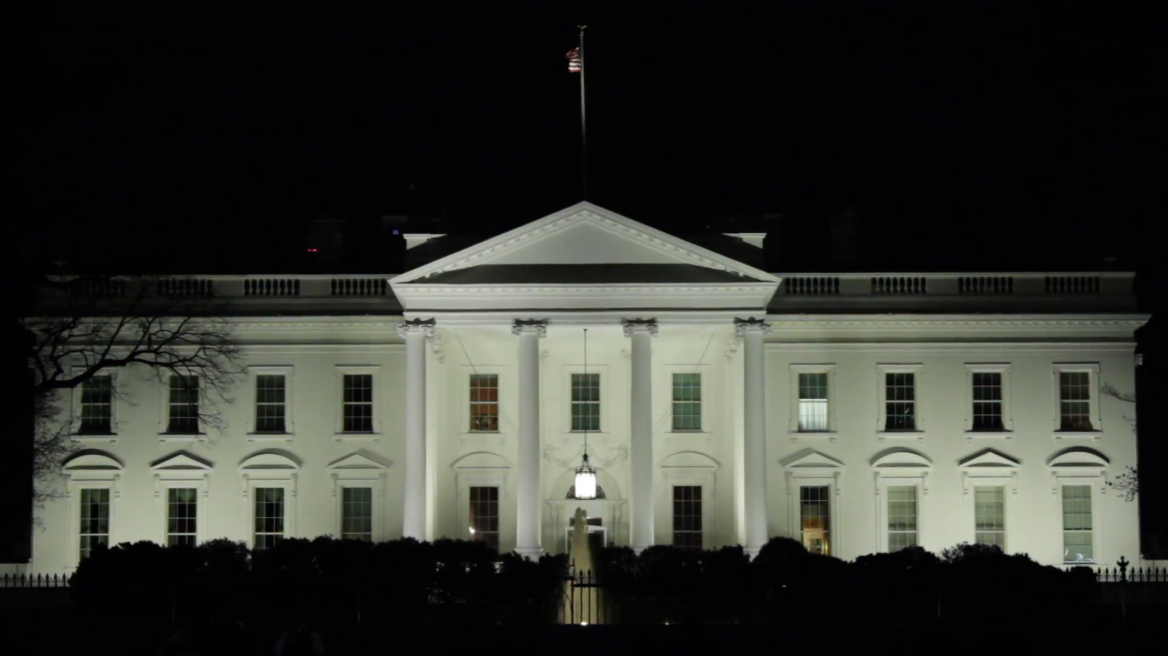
[307,248,318,253]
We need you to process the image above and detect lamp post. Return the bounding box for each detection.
[574,329,598,500]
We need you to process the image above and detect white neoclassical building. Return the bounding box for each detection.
[20,202,1149,574]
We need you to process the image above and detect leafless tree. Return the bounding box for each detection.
[1100,383,1138,501]
[20,274,245,495]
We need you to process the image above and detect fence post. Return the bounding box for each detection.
[1117,556,1128,622]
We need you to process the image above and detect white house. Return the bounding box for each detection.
[20,202,1148,574]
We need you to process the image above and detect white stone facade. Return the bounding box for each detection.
[22,203,1147,574]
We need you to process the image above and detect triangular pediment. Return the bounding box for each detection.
[959,449,1020,469]
[391,202,779,285]
[152,452,213,471]
[780,450,844,469]
[327,453,391,470]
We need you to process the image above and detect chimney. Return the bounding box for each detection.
[829,208,859,265]
[304,217,346,262]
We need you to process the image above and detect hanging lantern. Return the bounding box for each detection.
[574,453,597,500]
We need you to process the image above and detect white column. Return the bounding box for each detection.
[738,318,771,558]
[624,319,658,552]
[399,318,435,541]
[513,319,548,559]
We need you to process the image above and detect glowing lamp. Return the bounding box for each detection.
[573,453,598,500]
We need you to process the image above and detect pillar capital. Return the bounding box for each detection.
[512,318,548,337]
[622,318,659,337]
[733,317,771,337]
[398,317,436,339]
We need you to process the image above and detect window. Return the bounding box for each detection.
[469,374,499,432]
[341,487,373,541]
[167,488,198,547]
[887,486,918,551]
[167,376,200,434]
[255,375,287,433]
[571,373,600,432]
[884,373,916,431]
[343,374,374,433]
[79,488,110,560]
[672,486,703,549]
[672,373,702,431]
[800,486,831,555]
[254,487,286,550]
[79,376,113,434]
[1062,485,1094,563]
[469,486,499,551]
[974,486,1005,548]
[798,373,829,432]
[1059,372,1094,431]
[972,373,1004,431]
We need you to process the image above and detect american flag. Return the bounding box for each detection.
[566,47,582,73]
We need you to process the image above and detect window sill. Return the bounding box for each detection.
[1053,431,1101,443]
[965,430,1013,442]
[789,430,837,444]
[333,433,381,445]
[157,434,208,445]
[247,433,294,445]
[460,432,508,446]
[877,431,926,443]
[73,435,119,446]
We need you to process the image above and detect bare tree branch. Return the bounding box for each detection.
[1099,384,1138,501]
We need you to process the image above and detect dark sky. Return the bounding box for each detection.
[13,3,1164,268]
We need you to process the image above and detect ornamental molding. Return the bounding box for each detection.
[764,318,1147,329]
[734,317,772,337]
[397,317,436,338]
[621,318,659,337]
[512,318,549,337]
[397,284,775,295]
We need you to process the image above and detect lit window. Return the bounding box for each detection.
[974,486,1005,548]
[79,488,109,560]
[167,376,200,434]
[79,375,113,434]
[798,373,829,432]
[971,373,1004,431]
[1062,485,1093,563]
[167,488,198,547]
[671,373,702,431]
[469,486,499,551]
[884,373,916,431]
[343,374,374,433]
[800,486,831,555]
[254,487,285,550]
[887,485,918,551]
[469,374,499,432]
[255,375,287,433]
[571,373,600,432]
[672,486,703,549]
[1059,372,1094,431]
[341,487,373,541]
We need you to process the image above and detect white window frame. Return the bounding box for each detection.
[1048,449,1109,564]
[1051,363,1102,441]
[876,364,925,441]
[460,365,509,438]
[152,453,212,547]
[328,453,389,542]
[959,450,1020,551]
[873,450,931,552]
[452,452,512,552]
[561,363,611,436]
[63,452,123,569]
[964,363,1013,439]
[158,371,205,437]
[781,451,844,556]
[662,364,712,435]
[659,452,719,550]
[334,365,382,437]
[789,364,838,441]
[70,366,119,442]
[239,452,299,549]
[246,366,294,443]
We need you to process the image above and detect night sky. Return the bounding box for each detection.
[10,4,1167,552]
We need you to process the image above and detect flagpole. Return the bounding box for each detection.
[578,25,588,200]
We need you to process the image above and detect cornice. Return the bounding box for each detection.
[396,283,776,295]
[764,316,1147,329]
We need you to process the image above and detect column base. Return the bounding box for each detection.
[745,546,763,560]
[515,546,544,561]
[633,544,654,555]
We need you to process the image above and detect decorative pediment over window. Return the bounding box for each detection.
[389,202,780,313]
[63,451,124,471]
[238,450,301,471]
[327,453,391,471]
[1047,447,1109,469]
[780,449,844,496]
[451,451,512,472]
[659,450,719,473]
[959,449,1020,470]
[871,448,932,469]
[151,452,213,471]
[959,449,1020,496]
